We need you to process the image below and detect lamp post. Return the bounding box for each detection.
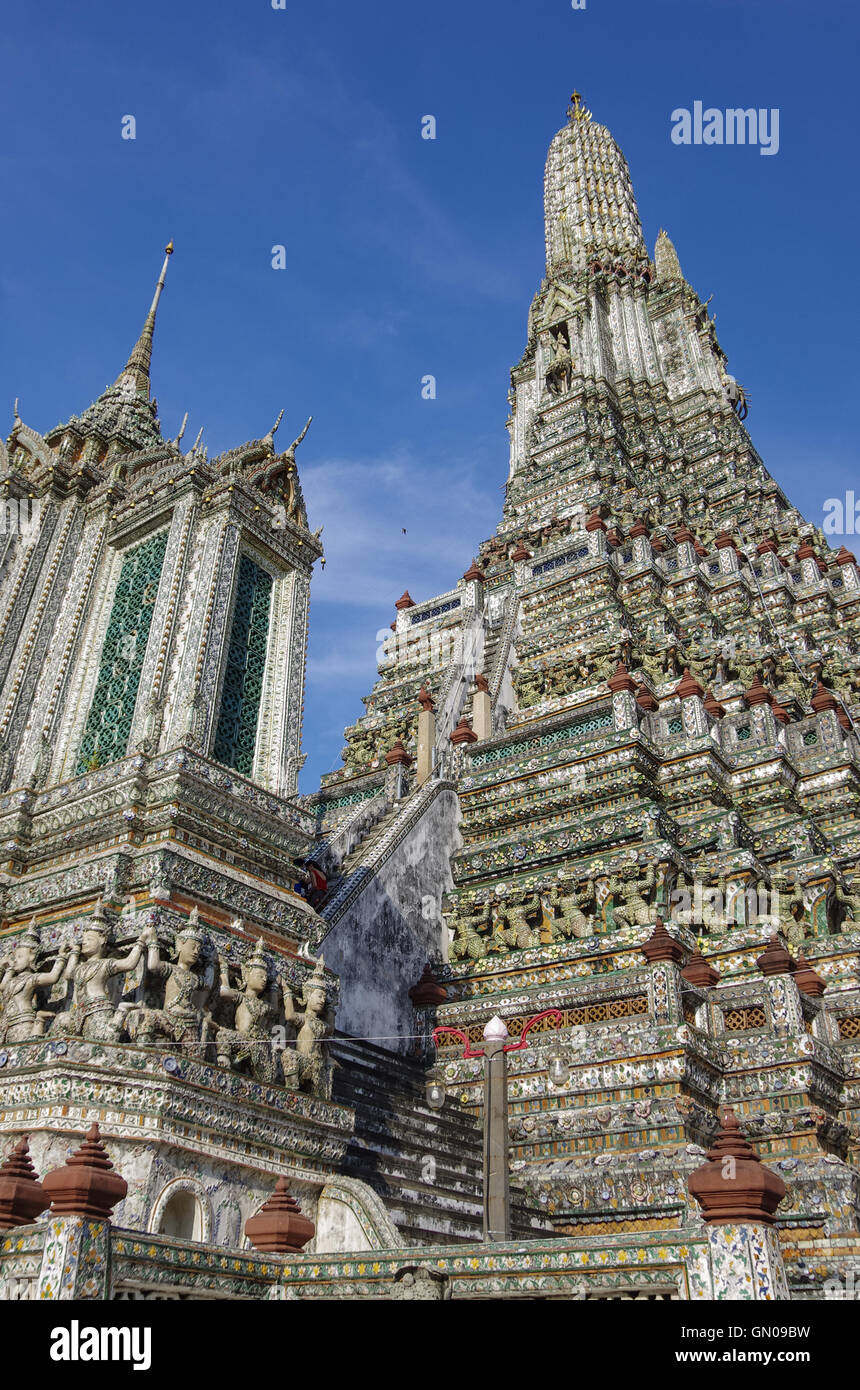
[430,1009,562,1243]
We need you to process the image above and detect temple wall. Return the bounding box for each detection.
[322,788,461,1050]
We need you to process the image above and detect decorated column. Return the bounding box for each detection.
[607,660,638,731]
[675,667,707,737]
[756,936,804,1037]
[640,918,686,1026]
[36,1124,128,1300]
[688,1109,789,1300]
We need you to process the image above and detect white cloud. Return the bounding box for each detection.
[302,449,497,611]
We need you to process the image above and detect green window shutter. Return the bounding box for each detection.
[76,531,169,774]
[213,554,273,776]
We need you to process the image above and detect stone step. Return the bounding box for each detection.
[334,1069,483,1132]
[331,1033,545,1243]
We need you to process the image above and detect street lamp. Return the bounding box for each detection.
[547,1053,570,1087]
[425,1079,446,1110]
[430,1008,562,1243]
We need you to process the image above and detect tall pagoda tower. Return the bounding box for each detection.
[0,247,375,1253]
[313,96,860,1277]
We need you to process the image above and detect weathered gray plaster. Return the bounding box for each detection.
[321,788,460,1050]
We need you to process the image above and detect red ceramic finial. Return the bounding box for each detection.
[703,689,726,719]
[585,509,606,533]
[640,919,685,965]
[756,936,795,977]
[0,1136,49,1231]
[462,559,485,582]
[675,667,704,699]
[688,1109,786,1225]
[394,591,415,610]
[794,952,825,998]
[408,962,448,1008]
[417,685,435,713]
[385,739,412,767]
[475,673,490,694]
[41,1123,128,1220]
[607,661,637,693]
[245,1179,315,1253]
[681,949,721,988]
[511,541,532,562]
[450,717,478,745]
[743,674,771,707]
[811,682,838,714]
[636,683,659,713]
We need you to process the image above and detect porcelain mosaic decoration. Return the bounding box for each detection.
[0,98,858,1301]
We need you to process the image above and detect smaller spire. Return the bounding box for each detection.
[116,241,174,396]
[384,739,412,767]
[654,229,683,282]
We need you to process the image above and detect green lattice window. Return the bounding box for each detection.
[76,531,168,774]
[667,716,683,735]
[471,709,612,767]
[212,554,273,776]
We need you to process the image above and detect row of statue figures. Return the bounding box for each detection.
[445,867,860,960]
[512,633,860,711]
[0,905,335,1098]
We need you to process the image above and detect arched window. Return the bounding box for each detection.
[156,1188,204,1242]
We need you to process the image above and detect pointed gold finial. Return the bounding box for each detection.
[567,90,591,123]
[115,241,175,396]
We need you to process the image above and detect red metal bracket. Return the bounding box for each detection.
[431,1025,486,1059]
[432,1009,563,1059]
[502,1009,563,1052]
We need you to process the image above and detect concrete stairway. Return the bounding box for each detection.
[336,801,404,879]
[331,1035,549,1247]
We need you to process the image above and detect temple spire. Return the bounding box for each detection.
[116,241,174,395]
[544,94,644,269]
[655,228,684,282]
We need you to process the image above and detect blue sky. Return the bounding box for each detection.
[2,0,857,790]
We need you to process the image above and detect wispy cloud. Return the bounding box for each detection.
[302,449,497,612]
